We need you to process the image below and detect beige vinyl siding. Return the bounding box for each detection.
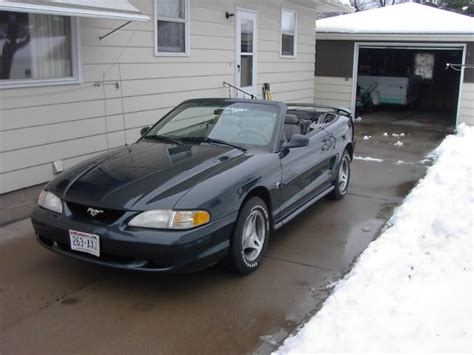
[459,83,474,125]
[0,0,316,194]
[314,76,353,109]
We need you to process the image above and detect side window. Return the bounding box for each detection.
[155,0,189,56]
[281,8,296,57]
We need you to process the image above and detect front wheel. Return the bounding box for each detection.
[228,197,270,275]
[330,151,351,200]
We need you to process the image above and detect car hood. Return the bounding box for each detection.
[49,141,245,211]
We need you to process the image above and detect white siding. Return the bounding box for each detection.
[314,76,353,109]
[0,0,316,194]
[459,83,474,126]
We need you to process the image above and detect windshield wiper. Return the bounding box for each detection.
[179,137,247,152]
[143,135,182,145]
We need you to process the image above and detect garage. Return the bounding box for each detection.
[355,43,464,129]
[314,3,474,129]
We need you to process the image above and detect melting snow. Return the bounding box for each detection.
[363,135,371,140]
[394,141,404,146]
[275,124,473,354]
[354,156,383,162]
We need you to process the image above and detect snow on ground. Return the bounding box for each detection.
[276,124,473,354]
[354,156,383,162]
[394,140,404,146]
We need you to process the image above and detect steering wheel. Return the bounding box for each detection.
[235,128,269,144]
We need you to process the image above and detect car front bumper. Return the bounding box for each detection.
[31,206,236,273]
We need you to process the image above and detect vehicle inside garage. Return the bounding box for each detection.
[356,46,463,129]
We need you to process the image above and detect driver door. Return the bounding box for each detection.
[277,127,334,219]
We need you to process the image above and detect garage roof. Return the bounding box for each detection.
[316,3,474,38]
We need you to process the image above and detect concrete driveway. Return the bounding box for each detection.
[0,122,446,355]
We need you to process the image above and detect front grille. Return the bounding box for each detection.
[66,201,125,225]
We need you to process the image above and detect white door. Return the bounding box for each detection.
[235,10,257,98]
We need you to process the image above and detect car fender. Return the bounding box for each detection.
[173,153,281,222]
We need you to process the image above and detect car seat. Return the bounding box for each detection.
[284,114,303,141]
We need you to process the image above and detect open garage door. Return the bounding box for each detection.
[352,43,465,130]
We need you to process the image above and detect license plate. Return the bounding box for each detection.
[69,230,100,257]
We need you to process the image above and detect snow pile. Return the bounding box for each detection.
[363,135,371,140]
[394,140,404,146]
[354,155,383,162]
[276,124,473,354]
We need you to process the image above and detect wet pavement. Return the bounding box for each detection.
[0,121,447,355]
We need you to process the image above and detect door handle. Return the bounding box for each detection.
[237,64,241,72]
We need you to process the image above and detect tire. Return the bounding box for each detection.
[228,197,270,275]
[330,150,351,200]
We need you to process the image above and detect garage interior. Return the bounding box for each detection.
[355,46,463,129]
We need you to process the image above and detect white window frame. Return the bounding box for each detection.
[280,8,297,59]
[154,0,190,57]
[0,16,81,89]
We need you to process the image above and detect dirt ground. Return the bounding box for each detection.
[0,120,447,355]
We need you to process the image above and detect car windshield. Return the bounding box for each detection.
[145,102,279,150]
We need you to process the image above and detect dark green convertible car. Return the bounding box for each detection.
[31,98,354,274]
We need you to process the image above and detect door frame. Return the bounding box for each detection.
[351,42,466,126]
[235,8,258,97]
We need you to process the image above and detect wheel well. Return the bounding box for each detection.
[241,186,274,227]
[345,143,354,160]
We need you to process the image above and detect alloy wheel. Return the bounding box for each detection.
[241,209,266,262]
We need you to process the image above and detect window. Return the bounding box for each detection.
[0,11,79,87]
[414,53,435,80]
[281,9,296,57]
[155,0,189,56]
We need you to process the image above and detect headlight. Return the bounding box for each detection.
[38,190,63,214]
[128,209,210,229]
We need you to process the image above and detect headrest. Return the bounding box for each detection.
[285,114,298,124]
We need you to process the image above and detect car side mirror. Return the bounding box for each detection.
[282,134,309,150]
[140,126,150,137]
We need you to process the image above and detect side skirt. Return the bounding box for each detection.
[273,185,335,230]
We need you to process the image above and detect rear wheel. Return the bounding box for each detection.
[330,151,351,200]
[228,197,270,274]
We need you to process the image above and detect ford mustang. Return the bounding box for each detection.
[31,98,354,274]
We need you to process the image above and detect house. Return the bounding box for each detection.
[0,0,351,225]
[314,2,474,127]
